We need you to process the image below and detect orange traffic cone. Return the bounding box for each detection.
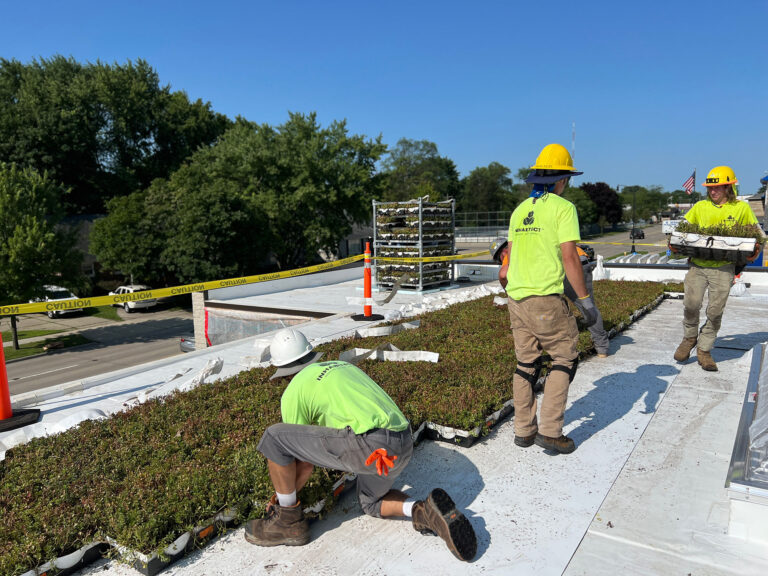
[352,242,384,321]
[0,334,41,432]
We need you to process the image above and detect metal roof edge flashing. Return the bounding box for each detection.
[726,342,768,505]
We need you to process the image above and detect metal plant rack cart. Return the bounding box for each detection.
[372,198,455,291]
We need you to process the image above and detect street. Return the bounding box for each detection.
[582,223,667,260]
[4,308,193,395]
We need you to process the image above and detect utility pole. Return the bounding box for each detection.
[631,186,637,254]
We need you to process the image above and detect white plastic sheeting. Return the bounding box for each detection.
[339,343,439,364]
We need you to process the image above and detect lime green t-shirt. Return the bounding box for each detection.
[280,360,409,434]
[505,194,581,300]
[683,199,759,267]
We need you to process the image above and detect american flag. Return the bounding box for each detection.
[682,171,695,195]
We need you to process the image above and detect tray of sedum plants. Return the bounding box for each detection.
[0,280,678,576]
[670,222,765,265]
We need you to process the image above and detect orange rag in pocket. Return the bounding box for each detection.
[365,448,397,476]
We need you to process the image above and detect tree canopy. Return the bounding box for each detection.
[0,163,83,346]
[456,162,522,213]
[91,113,386,282]
[0,56,231,214]
[580,182,623,225]
[379,138,460,202]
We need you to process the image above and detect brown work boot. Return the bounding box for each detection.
[514,432,537,447]
[412,488,477,561]
[673,337,697,362]
[697,350,718,372]
[534,433,576,454]
[244,501,309,547]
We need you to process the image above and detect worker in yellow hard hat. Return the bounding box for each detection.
[503,143,597,455]
[673,165,763,371]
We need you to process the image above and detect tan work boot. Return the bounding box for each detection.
[697,350,718,372]
[673,337,697,362]
[412,488,477,561]
[244,501,309,546]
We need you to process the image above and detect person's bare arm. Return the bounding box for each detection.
[498,246,509,289]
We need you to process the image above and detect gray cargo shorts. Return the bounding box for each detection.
[257,423,413,518]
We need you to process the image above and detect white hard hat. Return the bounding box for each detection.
[269,328,323,379]
[270,328,313,366]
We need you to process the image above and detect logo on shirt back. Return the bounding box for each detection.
[516,210,541,233]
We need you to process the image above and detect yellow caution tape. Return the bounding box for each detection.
[1,250,494,316]
[1,254,365,317]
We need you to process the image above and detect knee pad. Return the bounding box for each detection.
[515,356,543,387]
[549,356,579,383]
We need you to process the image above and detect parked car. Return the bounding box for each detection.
[109,284,157,312]
[629,229,645,239]
[179,334,196,353]
[576,243,595,261]
[29,285,83,319]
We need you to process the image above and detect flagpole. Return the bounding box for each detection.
[693,168,696,203]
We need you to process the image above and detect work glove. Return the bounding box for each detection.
[365,448,398,476]
[573,295,598,328]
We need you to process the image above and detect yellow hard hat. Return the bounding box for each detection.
[702,166,738,187]
[531,143,579,172]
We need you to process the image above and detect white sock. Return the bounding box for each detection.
[402,499,416,517]
[276,490,297,507]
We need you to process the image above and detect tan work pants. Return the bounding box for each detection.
[683,263,735,352]
[508,295,579,438]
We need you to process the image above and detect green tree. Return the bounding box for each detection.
[0,163,83,348]
[457,162,521,215]
[668,189,693,205]
[580,182,623,225]
[92,114,386,282]
[379,138,460,202]
[562,186,598,226]
[89,190,167,284]
[0,56,231,214]
[619,185,668,221]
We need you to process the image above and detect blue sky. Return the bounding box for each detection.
[2,0,766,193]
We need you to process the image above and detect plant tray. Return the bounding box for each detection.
[669,231,756,265]
[412,399,515,448]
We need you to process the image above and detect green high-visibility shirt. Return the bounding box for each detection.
[280,360,409,434]
[683,199,759,267]
[506,194,581,300]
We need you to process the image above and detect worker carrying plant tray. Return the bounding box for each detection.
[671,165,764,372]
[245,327,477,561]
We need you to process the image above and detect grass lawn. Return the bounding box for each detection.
[1,329,63,342]
[82,305,122,322]
[2,334,92,361]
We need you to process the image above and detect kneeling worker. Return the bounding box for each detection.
[245,327,477,561]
